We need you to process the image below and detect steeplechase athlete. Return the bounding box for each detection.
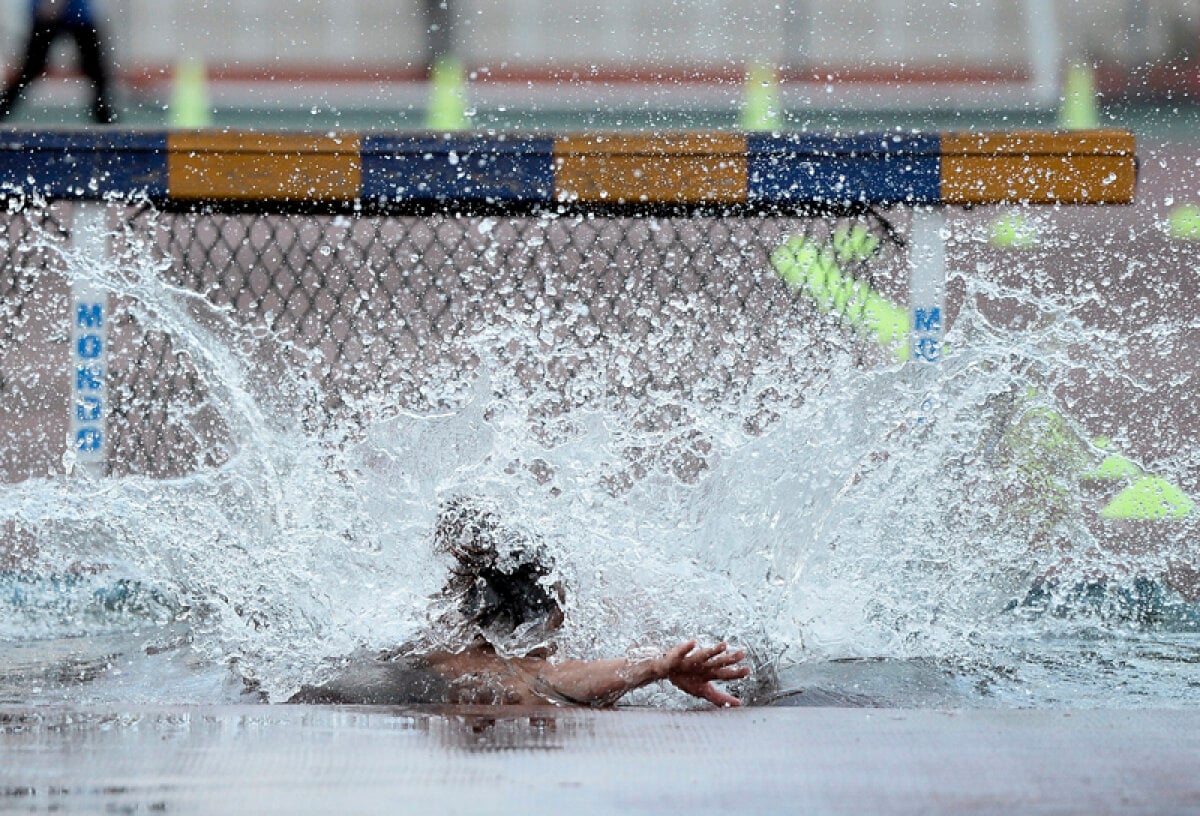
[289,496,750,707]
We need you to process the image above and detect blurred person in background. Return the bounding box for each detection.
[0,0,117,123]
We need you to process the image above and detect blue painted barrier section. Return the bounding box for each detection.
[0,131,167,200]
[748,133,941,205]
[362,135,555,204]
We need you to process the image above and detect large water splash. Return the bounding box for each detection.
[1,203,1197,708]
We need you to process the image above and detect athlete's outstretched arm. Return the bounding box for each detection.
[529,641,749,707]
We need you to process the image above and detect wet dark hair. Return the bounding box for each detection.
[433,496,563,641]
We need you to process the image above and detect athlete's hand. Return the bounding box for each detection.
[656,641,750,707]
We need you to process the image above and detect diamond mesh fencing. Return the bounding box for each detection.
[0,204,906,482]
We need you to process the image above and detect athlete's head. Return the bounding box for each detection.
[433,496,564,646]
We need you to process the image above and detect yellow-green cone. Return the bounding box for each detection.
[1101,476,1196,520]
[770,232,908,361]
[169,57,212,128]
[990,211,1040,248]
[426,58,469,131]
[741,64,782,131]
[1168,205,1200,241]
[1059,64,1100,130]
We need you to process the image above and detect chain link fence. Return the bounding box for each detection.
[0,204,905,482]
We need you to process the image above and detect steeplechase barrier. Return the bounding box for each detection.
[0,128,1136,480]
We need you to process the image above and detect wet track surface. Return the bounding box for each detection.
[3,705,1200,815]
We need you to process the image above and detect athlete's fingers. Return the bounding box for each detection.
[684,642,727,665]
[663,640,696,668]
[700,683,741,707]
[703,649,746,669]
[708,665,751,680]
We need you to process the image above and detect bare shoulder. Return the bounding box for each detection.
[421,645,550,705]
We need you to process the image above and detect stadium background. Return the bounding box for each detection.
[0,0,1196,131]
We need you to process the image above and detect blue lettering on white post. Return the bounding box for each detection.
[912,307,942,362]
[914,307,941,334]
[76,395,104,422]
[77,333,103,359]
[908,208,947,366]
[68,202,110,475]
[77,302,103,328]
[76,427,103,452]
[69,296,108,465]
[76,364,104,391]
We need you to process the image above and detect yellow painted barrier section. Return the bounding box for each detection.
[554,133,747,205]
[168,132,362,202]
[941,130,1136,205]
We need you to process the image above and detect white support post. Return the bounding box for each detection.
[67,202,111,479]
[1024,0,1063,109]
[908,207,946,364]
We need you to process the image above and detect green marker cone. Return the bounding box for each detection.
[1102,476,1196,520]
[1085,452,1143,481]
[832,223,881,263]
[1059,64,1100,130]
[169,57,212,128]
[1168,205,1200,241]
[426,58,469,131]
[990,211,1040,248]
[741,64,781,131]
[770,232,908,360]
[1012,420,1193,521]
